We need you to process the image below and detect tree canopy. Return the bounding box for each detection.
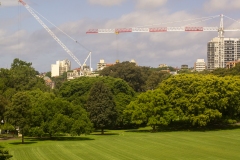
[86,81,117,134]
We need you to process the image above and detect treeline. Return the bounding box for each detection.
[99,61,170,91]
[1,58,240,144]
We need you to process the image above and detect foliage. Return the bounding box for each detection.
[25,90,93,137]
[99,61,171,92]
[144,71,170,90]
[86,81,117,134]
[99,61,147,92]
[0,149,12,160]
[124,89,176,131]
[5,92,32,143]
[59,76,135,128]
[159,74,240,126]
[211,63,240,76]
[0,59,49,100]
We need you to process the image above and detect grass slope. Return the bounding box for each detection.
[1,128,240,160]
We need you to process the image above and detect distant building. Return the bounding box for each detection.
[207,37,240,71]
[43,76,55,89]
[97,59,107,71]
[130,59,137,65]
[51,59,71,77]
[194,59,206,72]
[97,59,137,71]
[226,59,240,69]
[67,68,83,80]
[181,64,188,70]
[67,65,94,80]
[159,64,167,68]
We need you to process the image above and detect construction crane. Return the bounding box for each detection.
[86,14,240,68]
[18,0,91,70]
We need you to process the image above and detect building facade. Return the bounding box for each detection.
[97,59,106,71]
[51,59,71,77]
[159,64,167,68]
[226,60,240,69]
[207,37,240,71]
[194,59,206,72]
[181,64,188,70]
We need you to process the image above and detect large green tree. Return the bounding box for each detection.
[59,76,135,128]
[124,89,176,131]
[159,74,240,126]
[86,81,117,134]
[25,90,93,138]
[5,92,31,144]
[99,61,146,92]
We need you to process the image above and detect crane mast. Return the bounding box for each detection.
[18,0,82,67]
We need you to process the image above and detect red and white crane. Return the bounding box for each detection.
[86,14,240,37]
[86,14,240,68]
[18,0,91,70]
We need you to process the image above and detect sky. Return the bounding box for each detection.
[1,0,240,72]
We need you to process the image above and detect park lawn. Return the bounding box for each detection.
[1,128,240,160]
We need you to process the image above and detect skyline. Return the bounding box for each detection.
[1,0,240,72]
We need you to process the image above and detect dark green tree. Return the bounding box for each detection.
[5,92,31,144]
[100,61,146,92]
[144,71,170,90]
[86,81,117,134]
[59,76,135,128]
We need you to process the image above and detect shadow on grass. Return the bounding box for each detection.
[124,124,240,133]
[9,142,37,145]
[125,129,151,133]
[91,133,119,136]
[158,124,240,132]
[27,136,94,142]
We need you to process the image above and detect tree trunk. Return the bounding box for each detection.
[101,128,104,135]
[152,125,156,132]
[22,129,24,144]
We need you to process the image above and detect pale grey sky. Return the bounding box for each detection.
[1,0,240,72]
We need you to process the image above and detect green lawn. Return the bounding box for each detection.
[1,128,240,160]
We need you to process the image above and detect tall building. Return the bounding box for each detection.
[207,37,240,71]
[51,59,71,77]
[194,59,206,72]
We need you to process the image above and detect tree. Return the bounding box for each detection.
[59,76,136,128]
[124,89,176,131]
[25,90,93,138]
[158,74,240,126]
[0,59,49,100]
[70,106,93,136]
[144,71,170,90]
[86,81,117,134]
[100,61,146,92]
[5,92,31,144]
[0,95,9,121]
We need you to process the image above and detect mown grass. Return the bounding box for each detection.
[1,127,240,160]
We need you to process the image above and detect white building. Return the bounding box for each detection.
[97,59,106,71]
[207,37,240,71]
[51,59,71,77]
[159,64,167,68]
[194,59,206,72]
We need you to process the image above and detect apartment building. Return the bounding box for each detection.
[194,59,206,72]
[51,59,71,77]
[207,37,240,71]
